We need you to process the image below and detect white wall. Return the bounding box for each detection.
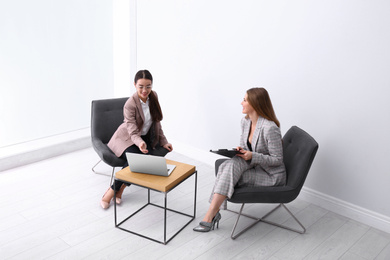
[134,0,390,222]
[0,0,113,147]
[113,0,138,98]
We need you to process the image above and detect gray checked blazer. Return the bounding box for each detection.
[213,116,286,197]
[236,116,286,187]
[211,116,286,209]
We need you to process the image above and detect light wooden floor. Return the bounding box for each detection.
[1,148,390,260]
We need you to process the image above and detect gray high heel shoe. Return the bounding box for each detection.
[193,212,221,232]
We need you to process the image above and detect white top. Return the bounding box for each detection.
[140,98,152,136]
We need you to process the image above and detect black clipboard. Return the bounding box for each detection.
[210,149,242,158]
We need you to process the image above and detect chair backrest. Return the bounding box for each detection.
[282,126,319,190]
[91,97,128,144]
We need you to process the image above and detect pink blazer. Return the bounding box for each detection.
[107,91,168,157]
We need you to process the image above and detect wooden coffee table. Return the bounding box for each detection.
[114,159,197,245]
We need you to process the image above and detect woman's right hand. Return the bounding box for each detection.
[139,141,149,154]
[236,146,252,160]
[236,146,244,153]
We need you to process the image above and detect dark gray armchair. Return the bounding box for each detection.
[215,126,319,239]
[91,97,128,184]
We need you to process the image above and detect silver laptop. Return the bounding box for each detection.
[125,153,176,176]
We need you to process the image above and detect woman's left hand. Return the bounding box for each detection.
[237,149,252,161]
[163,143,173,152]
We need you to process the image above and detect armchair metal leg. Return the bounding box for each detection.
[92,159,102,173]
[92,160,116,185]
[227,203,306,240]
[261,203,306,234]
[228,204,261,240]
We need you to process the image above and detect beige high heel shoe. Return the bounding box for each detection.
[115,184,126,205]
[100,187,114,209]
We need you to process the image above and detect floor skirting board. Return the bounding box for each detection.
[300,187,390,234]
[0,128,91,172]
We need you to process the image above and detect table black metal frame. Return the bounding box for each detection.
[114,170,197,245]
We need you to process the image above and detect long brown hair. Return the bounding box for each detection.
[134,70,163,122]
[246,87,280,127]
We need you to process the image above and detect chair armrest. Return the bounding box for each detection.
[91,140,126,167]
[92,139,110,157]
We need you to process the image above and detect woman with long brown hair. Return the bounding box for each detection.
[193,87,286,232]
[100,70,173,209]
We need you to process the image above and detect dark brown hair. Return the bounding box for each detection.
[246,87,280,127]
[134,70,163,122]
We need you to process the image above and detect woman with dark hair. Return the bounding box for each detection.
[100,70,173,209]
[193,87,286,232]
